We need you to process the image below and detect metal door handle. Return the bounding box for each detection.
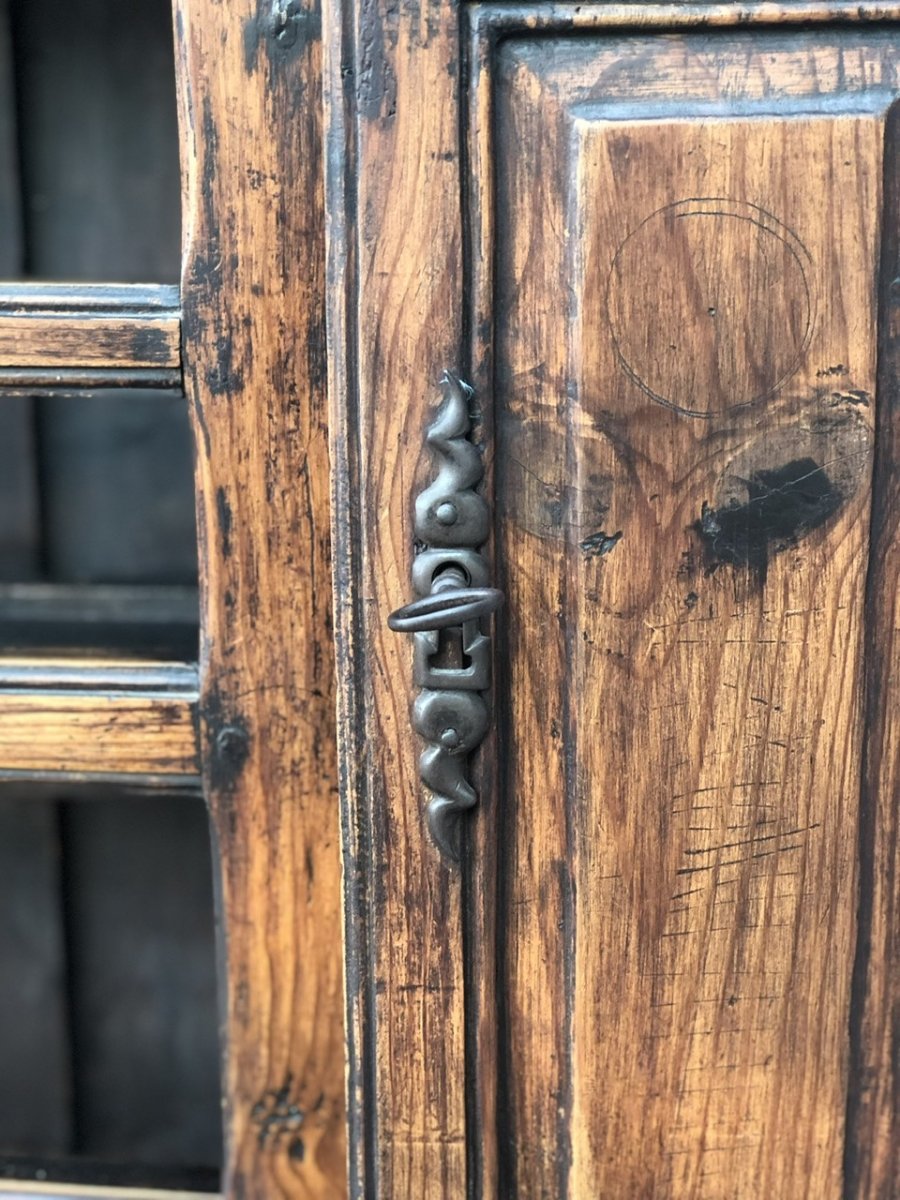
[388,373,503,862]
[388,579,503,633]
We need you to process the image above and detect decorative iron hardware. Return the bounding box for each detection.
[388,372,503,862]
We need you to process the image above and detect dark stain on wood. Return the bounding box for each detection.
[204,686,251,794]
[250,1076,305,1148]
[243,0,321,75]
[288,1136,305,1161]
[695,457,843,582]
[580,529,622,558]
[216,486,233,559]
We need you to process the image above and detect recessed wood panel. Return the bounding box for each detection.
[489,30,899,1198]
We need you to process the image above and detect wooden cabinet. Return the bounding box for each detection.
[3,2,899,1197]
[324,2,900,1196]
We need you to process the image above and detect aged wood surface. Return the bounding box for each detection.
[0,368,183,395]
[0,659,199,782]
[0,1186,216,1200]
[846,100,900,1200]
[174,0,347,1196]
[324,0,492,1190]
[0,284,181,380]
[478,24,898,1198]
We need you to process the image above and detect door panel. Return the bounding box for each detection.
[327,5,900,1197]
[489,31,897,1198]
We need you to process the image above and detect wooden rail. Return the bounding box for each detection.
[0,1184,216,1200]
[0,283,182,393]
[0,659,200,784]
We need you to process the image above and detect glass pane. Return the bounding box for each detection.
[0,789,221,1190]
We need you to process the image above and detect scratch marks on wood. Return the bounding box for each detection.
[500,412,614,541]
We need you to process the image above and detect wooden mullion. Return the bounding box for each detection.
[0,284,180,310]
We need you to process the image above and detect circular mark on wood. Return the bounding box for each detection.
[606,198,815,418]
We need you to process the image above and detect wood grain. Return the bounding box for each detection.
[0,285,181,383]
[0,659,199,782]
[470,18,900,1199]
[324,0,486,1190]
[174,0,347,1195]
[0,1186,216,1200]
[846,98,900,1200]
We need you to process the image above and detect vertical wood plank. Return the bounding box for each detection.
[485,29,899,1198]
[492,73,575,1198]
[324,0,477,1194]
[173,1,347,1195]
[574,111,877,1199]
[846,100,900,1200]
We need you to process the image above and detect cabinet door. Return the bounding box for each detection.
[326,5,900,1197]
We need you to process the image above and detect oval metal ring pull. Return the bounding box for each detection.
[388,586,504,633]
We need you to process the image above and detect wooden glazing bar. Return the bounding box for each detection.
[0,283,182,392]
[0,658,199,783]
[0,1185,216,1200]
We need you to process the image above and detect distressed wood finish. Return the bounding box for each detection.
[327,3,900,1197]
[173,1,347,1196]
[0,1186,216,1200]
[0,285,181,391]
[847,102,900,1200]
[0,659,199,782]
[323,0,493,1191]
[472,15,900,1198]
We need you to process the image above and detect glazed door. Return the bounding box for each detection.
[326,4,900,1197]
